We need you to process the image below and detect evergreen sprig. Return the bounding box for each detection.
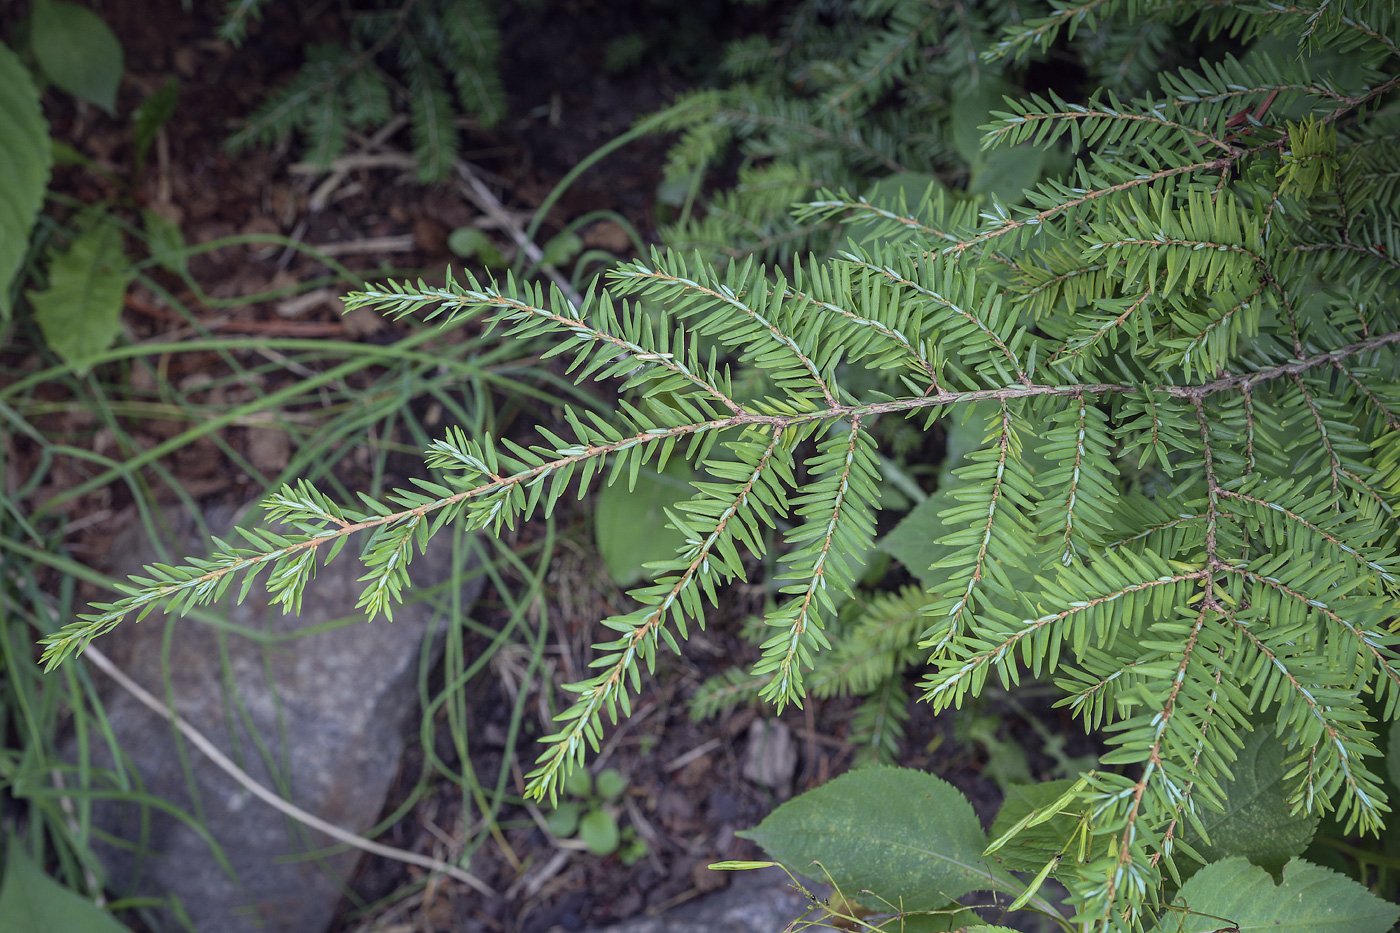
[225,0,503,183]
[43,1,1400,928]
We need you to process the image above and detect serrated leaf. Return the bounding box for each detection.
[30,0,124,114]
[596,460,695,587]
[1162,857,1400,933]
[1179,728,1319,875]
[0,844,133,933]
[28,214,132,373]
[0,43,52,321]
[737,765,1014,911]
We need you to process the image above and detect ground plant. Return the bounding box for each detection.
[222,0,505,183]
[545,766,648,864]
[29,0,1400,931]
[2,3,571,928]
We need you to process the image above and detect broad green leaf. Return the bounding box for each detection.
[540,231,583,268]
[619,832,648,866]
[738,765,1013,911]
[0,845,132,933]
[890,903,984,933]
[880,476,969,590]
[595,459,695,587]
[0,43,51,321]
[545,801,581,838]
[1179,728,1319,875]
[967,146,1047,204]
[1160,857,1400,933]
[951,77,1011,166]
[579,809,619,855]
[563,766,592,798]
[447,226,505,267]
[28,213,132,373]
[988,779,1082,873]
[30,0,124,114]
[595,767,627,801]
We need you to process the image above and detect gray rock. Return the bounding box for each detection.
[741,719,798,799]
[583,866,818,933]
[74,504,484,933]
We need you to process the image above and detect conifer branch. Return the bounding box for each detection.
[524,423,789,800]
[925,568,1204,710]
[714,107,909,174]
[1224,614,1383,832]
[1216,488,1399,588]
[843,255,1030,384]
[757,417,877,706]
[53,10,1400,923]
[1334,361,1400,433]
[1099,604,1212,930]
[984,99,1236,154]
[48,315,1400,668]
[802,197,959,245]
[943,156,1238,256]
[779,284,941,392]
[1231,567,1400,700]
[611,263,840,407]
[1049,288,1152,367]
[824,4,940,112]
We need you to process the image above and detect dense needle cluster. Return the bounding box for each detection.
[44,1,1400,927]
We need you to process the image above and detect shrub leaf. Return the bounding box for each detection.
[30,0,123,114]
[0,845,132,933]
[1164,857,1400,933]
[0,43,51,321]
[739,765,1015,911]
[28,213,131,373]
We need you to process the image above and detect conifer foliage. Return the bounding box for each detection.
[223,0,504,182]
[42,0,1400,927]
